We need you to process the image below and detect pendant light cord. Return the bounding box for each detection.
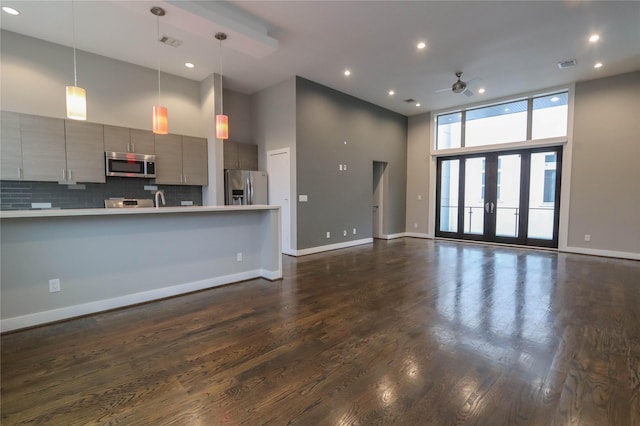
[72,0,78,87]
[219,38,223,115]
[156,14,161,105]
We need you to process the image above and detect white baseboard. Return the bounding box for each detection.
[379,232,407,240]
[560,245,640,261]
[294,238,373,256]
[0,269,275,333]
[260,269,283,280]
[404,232,432,239]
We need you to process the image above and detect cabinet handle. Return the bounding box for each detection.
[184,175,187,184]
[62,169,66,180]
[131,142,135,152]
[69,169,73,181]
[18,167,22,179]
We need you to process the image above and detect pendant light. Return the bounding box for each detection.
[215,32,229,140]
[151,6,168,134]
[66,0,86,120]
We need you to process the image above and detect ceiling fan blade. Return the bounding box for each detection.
[466,76,481,85]
[434,87,451,93]
[463,88,474,97]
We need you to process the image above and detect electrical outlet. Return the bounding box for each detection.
[343,230,347,236]
[339,164,343,171]
[418,195,422,200]
[584,234,591,242]
[414,223,418,229]
[353,228,356,235]
[236,252,243,261]
[326,231,331,238]
[49,278,61,293]
[343,164,347,171]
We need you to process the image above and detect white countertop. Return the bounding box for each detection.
[0,204,279,219]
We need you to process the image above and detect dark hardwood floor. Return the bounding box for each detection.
[2,238,639,425]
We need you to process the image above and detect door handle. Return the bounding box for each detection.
[485,202,490,213]
[490,202,495,214]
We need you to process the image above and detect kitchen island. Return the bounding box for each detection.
[0,205,281,332]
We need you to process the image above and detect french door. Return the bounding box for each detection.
[436,147,562,248]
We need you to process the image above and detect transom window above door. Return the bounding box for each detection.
[435,91,569,151]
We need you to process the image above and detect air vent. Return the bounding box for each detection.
[557,59,577,69]
[403,98,416,103]
[159,35,182,48]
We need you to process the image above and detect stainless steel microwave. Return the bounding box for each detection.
[105,152,156,178]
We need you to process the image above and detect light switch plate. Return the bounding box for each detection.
[181,201,194,206]
[31,202,52,209]
[299,195,308,202]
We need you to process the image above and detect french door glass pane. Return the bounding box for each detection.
[528,152,557,239]
[464,157,485,234]
[495,154,521,238]
[439,159,459,232]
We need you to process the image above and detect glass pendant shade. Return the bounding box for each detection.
[66,86,87,121]
[153,105,168,135]
[216,114,229,139]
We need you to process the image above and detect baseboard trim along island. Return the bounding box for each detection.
[0,205,282,332]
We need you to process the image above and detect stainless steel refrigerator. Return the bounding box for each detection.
[224,170,268,205]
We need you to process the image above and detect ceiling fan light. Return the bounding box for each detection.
[66,86,87,120]
[152,105,168,134]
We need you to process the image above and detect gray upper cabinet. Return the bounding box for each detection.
[65,120,106,183]
[224,141,258,170]
[1,111,23,180]
[154,133,183,185]
[20,114,66,182]
[130,129,155,154]
[104,126,155,154]
[182,136,208,185]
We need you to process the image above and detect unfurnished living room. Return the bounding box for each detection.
[1,1,639,425]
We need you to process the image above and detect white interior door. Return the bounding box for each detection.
[372,161,387,239]
[267,149,291,254]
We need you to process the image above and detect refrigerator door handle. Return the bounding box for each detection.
[249,176,254,204]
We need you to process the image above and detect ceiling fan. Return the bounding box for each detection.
[435,72,478,97]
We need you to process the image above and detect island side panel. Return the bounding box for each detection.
[1,209,279,330]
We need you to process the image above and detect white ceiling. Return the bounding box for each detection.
[1,1,639,116]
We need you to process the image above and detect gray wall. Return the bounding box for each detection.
[568,71,640,253]
[296,77,407,249]
[251,77,297,250]
[224,89,253,144]
[406,113,432,235]
[1,30,204,137]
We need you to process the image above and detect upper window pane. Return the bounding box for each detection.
[532,92,568,139]
[436,112,462,149]
[465,100,528,147]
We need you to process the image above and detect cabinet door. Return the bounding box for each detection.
[1,111,23,180]
[104,125,130,153]
[20,114,66,182]
[154,133,182,184]
[223,141,239,169]
[65,120,105,183]
[131,129,155,154]
[238,143,258,170]
[182,136,208,185]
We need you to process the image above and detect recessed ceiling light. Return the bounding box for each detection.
[344,69,351,76]
[388,90,395,96]
[184,62,195,69]
[551,96,560,102]
[417,41,426,50]
[589,34,600,43]
[2,6,19,15]
[478,88,486,94]
[594,62,603,69]
[416,103,421,107]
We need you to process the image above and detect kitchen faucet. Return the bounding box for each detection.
[154,190,166,208]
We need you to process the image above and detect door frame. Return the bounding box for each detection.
[435,146,562,248]
[372,161,388,239]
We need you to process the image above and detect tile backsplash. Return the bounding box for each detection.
[0,178,203,210]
